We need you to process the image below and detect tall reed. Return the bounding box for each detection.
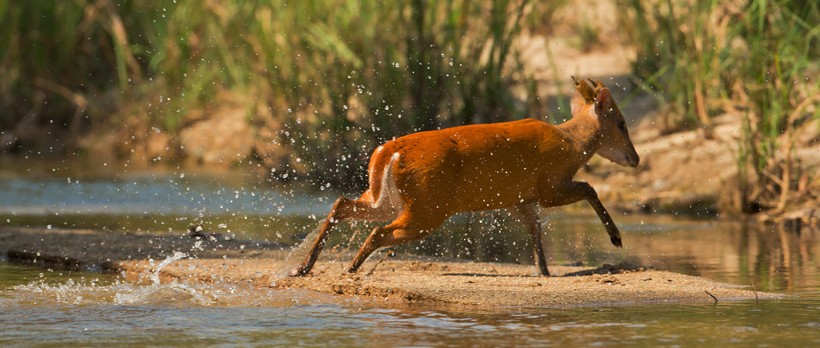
[1,0,557,187]
[620,0,819,213]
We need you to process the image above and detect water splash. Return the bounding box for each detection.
[272,221,324,281]
[113,251,214,306]
[7,276,328,308]
[12,278,110,305]
[112,281,213,306]
[11,252,213,306]
[148,251,188,285]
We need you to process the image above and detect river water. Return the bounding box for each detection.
[0,163,818,346]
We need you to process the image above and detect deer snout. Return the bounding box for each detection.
[627,152,640,167]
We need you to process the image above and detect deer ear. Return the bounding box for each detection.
[591,79,605,93]
[594,87,612,116]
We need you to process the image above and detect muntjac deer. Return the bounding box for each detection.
[289,77,640,277]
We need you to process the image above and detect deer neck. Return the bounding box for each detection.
[557,113,603,162]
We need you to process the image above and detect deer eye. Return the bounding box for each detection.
[617,122,626,131]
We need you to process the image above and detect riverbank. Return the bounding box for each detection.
[0,226,779,308]
[578,114,820,226]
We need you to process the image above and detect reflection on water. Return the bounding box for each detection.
[1,168,819,346]
[627,219,819,293]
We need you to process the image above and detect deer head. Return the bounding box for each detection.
[570,77,640,167]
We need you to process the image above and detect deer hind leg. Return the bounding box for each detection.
[289,196,396,277]
[539,181,623,248]
[347,210,445,273]
[511,203,549,276]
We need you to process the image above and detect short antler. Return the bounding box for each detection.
[588,78,606,95]
[572,76,596,104]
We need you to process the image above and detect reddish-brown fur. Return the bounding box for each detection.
[289,77,639,277]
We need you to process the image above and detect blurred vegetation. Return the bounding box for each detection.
[0,0,561,187]
[619,0,819,213]
[1,0,818,215]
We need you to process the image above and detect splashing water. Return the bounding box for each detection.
[112,251,215,306]
[113,281,213,306]
[12,252,217,306]
[272,221,325,281]
[12,278,111,305]
[148,251,188,285]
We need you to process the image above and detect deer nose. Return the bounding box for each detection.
[627,153,640,167]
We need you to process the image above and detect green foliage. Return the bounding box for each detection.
[1,0,557,185]
[621,0,819,212]
[622,0,723,127]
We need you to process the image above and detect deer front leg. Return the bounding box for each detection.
[538,181,623,248]
[582,185,622,248]
[510,203,549,276]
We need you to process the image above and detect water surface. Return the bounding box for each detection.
[1,166,818,346]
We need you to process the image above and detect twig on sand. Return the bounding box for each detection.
[705,290,718,304]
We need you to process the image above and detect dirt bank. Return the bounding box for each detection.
[1,226,777,308]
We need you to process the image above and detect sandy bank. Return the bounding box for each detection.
[1,226,778,308]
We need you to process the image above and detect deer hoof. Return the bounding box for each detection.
[610,235,623,248]
[287,268,307,277]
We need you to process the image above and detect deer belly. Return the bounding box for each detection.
[451,166,539,212]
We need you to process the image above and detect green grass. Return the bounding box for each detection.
[1,0,563,186]
[3,0,816,214]
[620,0,819,212]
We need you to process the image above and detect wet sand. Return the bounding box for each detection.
[1,226,778,308]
